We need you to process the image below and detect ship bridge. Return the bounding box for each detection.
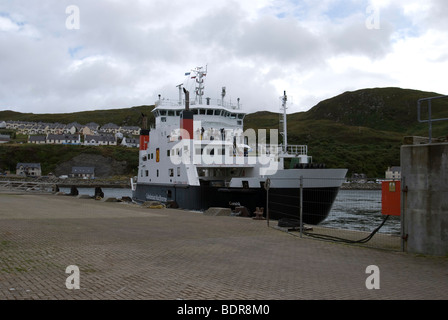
[152,103,245,130]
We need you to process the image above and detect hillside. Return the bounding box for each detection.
[0,105,155,127]
[301,87,448,135]
[0,144,139,176]
[245,87,448,176]
[1,87,447,177]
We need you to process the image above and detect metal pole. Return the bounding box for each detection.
[299,176,303,238]
[401,176,406,252]
[428,100,432,143]
[266,188,269,227]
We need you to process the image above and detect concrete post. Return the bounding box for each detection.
[401,142,448,256]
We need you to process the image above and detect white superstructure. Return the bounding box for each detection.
[135,66,312,190]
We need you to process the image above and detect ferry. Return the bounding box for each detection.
[131,67,347,225]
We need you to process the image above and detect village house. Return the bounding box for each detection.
[84,134,116,146]
[16,163,42,177]
[120,126,141,135]
[0,134,10,144]
[71,166,95,179]
[28,135,46,144]
[46,134,81,145]
[385,166,401,180]
[65,122,83,134]
[79,122,100,135]
[100,123,120,134]
[121,136,139,148]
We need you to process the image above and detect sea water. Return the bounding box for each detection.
[321,189,401,235]
[58,187,132,199]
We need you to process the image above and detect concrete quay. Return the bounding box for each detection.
[1,190,447,301]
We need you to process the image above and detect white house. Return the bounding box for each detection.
[46,134,81,145]
[16,163,42,176]
[121,136,139,148]
[385,166,401,180]
[83,134,116,146]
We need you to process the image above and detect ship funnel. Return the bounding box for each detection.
[181,88,193,139]
[183,87,190,111]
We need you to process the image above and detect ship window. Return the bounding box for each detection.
[168,110,175,116]
[161,117,166,122]
[175,110,181,116]
[238,114,244,119]
[242,180,249,189]
[167,149,170,157]
[192,109,198,115]
[159,110,167,116]
[199,109,206,115]
[145,170,149,177]
[230,113,236,119]
[177,167,180,176]
[214,110,221,116]
[225,111,230,117]
[169,168,174,177]
[207,109,213,115]
[237,120,242,125]
[157,169,159,177]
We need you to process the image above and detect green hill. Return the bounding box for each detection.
[245,87,448,176]
[0,105,155,127]
[1,87,447,177]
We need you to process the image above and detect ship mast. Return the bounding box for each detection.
[192,66,207,105]
[280,90,288,153]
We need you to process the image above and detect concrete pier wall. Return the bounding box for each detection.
[401,142,448,256]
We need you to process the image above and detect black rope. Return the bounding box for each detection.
[301,215,390,244]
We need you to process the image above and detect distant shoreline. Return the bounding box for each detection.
[0,175,131,188]
[341,182,382,190]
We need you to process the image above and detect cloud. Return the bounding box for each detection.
[0,0,447,116]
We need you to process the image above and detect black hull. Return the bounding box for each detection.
[132,182,340,225]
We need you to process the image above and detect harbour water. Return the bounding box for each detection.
[58,187,132,199]
[59,187,401,236]
[322,189,401,235]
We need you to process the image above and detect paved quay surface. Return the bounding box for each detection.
[1,190,448,300]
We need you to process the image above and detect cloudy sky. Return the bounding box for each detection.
[1,0,448,115]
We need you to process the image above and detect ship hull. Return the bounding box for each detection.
[132,181,341,225]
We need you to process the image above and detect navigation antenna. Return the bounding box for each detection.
[279,91,288,153]
[192,66,207,105]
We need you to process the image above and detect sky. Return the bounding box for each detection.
[1,0,448,115]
